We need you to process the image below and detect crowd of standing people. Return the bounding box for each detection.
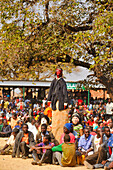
[0,95,113,169]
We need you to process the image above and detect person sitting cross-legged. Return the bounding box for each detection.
[52,134,76,167]
[0,128,19,155]
[36,124,59,145]
[12,123,38,160]
[31,134,54,166]
[77,128,93,165]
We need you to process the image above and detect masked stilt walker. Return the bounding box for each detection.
[47,68,69,142]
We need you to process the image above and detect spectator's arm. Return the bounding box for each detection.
[90,136,94,150]
[80,129,83,136]
[1,144,9,151]
[39,145,53,150]
[52,144,63,152]
[50,132,59,146]
[4,125,12,135]
[29,132,35,146]
[100,132,104,145]
[86,148,93,154]
[36,133,41,144]
[78,136,82,150]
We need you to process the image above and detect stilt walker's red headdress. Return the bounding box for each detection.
[55,68,63,78]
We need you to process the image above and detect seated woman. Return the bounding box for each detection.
[0,128,19,155]
[60,123,75,144]
[72,113,83,139]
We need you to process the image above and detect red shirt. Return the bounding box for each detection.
[90,132,96,136]
[87,120,94,126]
[60,133,75,144]
[78,99,83,105]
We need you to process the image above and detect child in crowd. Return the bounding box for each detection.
[52,134,76,167]
[31,134,54,165]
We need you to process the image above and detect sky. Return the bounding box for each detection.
[46,66,93,82]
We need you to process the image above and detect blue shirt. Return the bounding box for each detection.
[78,134,93,151]
[102,134,113,161]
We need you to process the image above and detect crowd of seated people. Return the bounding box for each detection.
[0,96,113,169]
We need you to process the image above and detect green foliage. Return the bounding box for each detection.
[0,0,113,81]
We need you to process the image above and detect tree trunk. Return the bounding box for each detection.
[106,82,113,101]
[97,76,113,101]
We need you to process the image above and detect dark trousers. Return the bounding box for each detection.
[105,114,112,121]
[0,133,10,137]
[19,141,29,157]
[32,149,52,163]
[19,141,39,161]
[41,150,52,164]
[85,147,107,165]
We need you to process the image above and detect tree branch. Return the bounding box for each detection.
[45,0,49,22]
[56,55,91,69]
[64,24,92,32]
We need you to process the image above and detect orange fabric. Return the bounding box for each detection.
[11,117,19,129]
[44,107,52,118]
[52,109,69,143]
[22,133,29,144]
[77,155,85,165]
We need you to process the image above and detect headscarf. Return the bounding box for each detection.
[64,123,73,131]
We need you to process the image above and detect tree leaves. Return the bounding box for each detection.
[0,0,112,83]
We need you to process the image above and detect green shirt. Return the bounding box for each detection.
[52,144,63,152]
[74,124,83,137]
[52,143,76,167]
[0,124,3,132]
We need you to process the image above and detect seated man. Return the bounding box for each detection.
[84,126,113,169]
[12,123,38,160]
[78,128,93,156]
[31,134,54,165]
[52,134,76,167]
[10,113,19,130]
[28,118,37,140]
[77,128,93,165]
[0,119,12,137]
[87,127,102,154]
[0,128,19,155]
[36,124,59,145]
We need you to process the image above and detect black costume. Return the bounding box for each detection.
[47,78,68,111]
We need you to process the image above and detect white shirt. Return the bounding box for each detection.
[93,135,101,152]
[7,135,15,146]
[28,123,38,140]
[42,100,47,108]
[106,102,113,115]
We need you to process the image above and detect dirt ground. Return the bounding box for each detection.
[0,138,103,170]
